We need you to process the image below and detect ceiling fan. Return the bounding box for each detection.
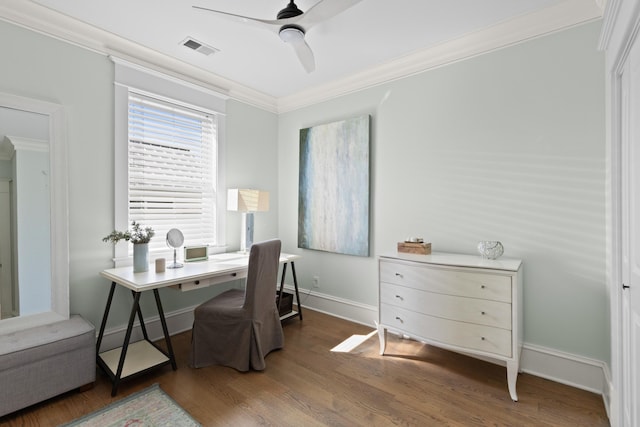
[193,0,364,73]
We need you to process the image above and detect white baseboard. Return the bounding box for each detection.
[602,364,614,425]
[520,342,607,395]
[99,286,609,401]
[292,286,378,327]
[98,305,196,352]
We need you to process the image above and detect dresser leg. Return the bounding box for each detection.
[376,322,387,355]
[506,360,519,401]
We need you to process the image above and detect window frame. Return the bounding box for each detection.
[112,58,227,266]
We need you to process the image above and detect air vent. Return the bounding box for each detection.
[181,37,219,56]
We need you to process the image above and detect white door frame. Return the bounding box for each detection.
[601,0,640,425]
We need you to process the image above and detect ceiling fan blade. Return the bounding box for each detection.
[290,37,315,73]
[192,5,302,29]
[297,0,364,29]
[192,5,281,29]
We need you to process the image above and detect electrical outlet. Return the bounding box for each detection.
[312,275,320,288]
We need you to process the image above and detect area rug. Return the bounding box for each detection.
[62,384,200,427]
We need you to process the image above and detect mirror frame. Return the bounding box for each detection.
[0,92,68,333]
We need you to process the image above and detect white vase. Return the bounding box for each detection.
[133,243,149,273]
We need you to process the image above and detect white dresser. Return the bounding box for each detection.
[378,252,523,401]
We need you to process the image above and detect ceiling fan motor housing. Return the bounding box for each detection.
[277,1,303,19]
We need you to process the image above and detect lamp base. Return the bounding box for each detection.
[241,212,255,253]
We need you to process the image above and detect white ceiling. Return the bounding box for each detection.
[4,0,603,110]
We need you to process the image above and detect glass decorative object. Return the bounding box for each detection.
[477,241,504,260]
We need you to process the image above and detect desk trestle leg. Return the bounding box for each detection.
[278,261,303,322]
[112,291,142,396]
[96,285,177,396]
[154,289,177,370]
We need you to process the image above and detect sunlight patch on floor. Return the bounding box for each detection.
[330,330,377,353]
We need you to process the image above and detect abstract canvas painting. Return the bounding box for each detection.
[298,115,370,256]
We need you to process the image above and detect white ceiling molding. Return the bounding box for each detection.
[106,46,276,111]
[110,56,230,104]
[597,0,620,50]
[277,0,604,113]
[0,0,279,112]
[0,0,603,114]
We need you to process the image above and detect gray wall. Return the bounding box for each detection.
[278,21,608,362]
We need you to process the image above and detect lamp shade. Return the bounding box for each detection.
[227,189,269,212]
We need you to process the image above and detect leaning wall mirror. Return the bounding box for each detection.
[0,93,68,334]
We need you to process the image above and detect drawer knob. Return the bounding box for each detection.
[395,316,404,323]
[231,273,237,277]
[481,337,486,341]
[481,285,486,289]
[395,295,404,301]
[395,273,403,278]
[195,280,200,285]
[481,311,486,315]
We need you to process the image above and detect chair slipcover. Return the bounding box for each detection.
[190,239,284,371]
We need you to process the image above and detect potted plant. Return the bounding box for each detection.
[103,221,155,272]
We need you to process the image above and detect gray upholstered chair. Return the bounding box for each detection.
[190,239,284,371]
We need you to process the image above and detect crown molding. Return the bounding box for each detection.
[276,0,604,113]
[0,0,603,115]
[0,0,279,112]
[598,0,621,50]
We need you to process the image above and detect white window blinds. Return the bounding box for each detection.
[128,91,218,253]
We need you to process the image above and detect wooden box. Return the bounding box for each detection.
[397,242,432,255]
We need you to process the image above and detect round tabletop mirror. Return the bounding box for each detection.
[167,228,184,248]
[166,228,184,269]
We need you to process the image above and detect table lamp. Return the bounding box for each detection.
[227,188,269,253]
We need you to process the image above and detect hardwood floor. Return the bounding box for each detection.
[1,308,609,426]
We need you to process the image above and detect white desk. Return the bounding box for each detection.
[96,252,301,396]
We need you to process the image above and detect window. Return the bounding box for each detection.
[128,91,217,253]
[113,58,227,264]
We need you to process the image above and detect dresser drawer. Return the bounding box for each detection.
[380,282,511,329]
[380,304,512,357]
[380,260,511,303]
